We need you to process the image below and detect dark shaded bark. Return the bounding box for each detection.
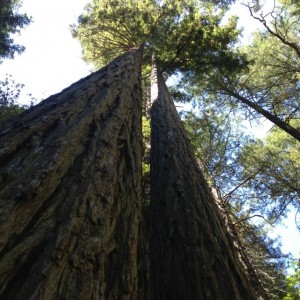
[149,63,263,299]
[138,205,151,300]
[0,46,143,299]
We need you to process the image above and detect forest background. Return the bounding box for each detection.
[0,0,300,298]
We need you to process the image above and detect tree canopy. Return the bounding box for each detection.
[72,0,242,75]
[238,120,300,221]
[73,0,300,141]
[171,0,300,142]
[0,0,31,62]
[1,0,298,297]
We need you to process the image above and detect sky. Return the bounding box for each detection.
[0,0,91,102]
[0,0,299,259]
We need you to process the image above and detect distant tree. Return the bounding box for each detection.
[182,103,300,222]
[0,0,31,62]
[0,74,24,125]
[182,108,247,193]
[237,219,289,300]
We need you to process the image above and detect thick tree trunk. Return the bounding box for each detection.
[0,46,143,299]
[149,63,262,299]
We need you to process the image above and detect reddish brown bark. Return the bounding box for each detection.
[149,64,263,299]
[0,46,143,300]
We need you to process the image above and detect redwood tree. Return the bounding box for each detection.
[149,60,265,299]
[0,46,143,299]
[0,45,267,299]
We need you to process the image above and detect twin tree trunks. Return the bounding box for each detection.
[0,46,265,299]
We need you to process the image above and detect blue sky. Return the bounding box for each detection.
[0,0,91,102]
[0,0,299,259]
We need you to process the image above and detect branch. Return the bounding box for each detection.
[248,6,300,59]
[233,214,275,227]
[223,169,262,202]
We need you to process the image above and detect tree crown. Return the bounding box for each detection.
[0,0,31,62]
[72,0,242,75]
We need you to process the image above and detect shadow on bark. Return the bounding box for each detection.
[0,47,143,300]
[149,68,264,300]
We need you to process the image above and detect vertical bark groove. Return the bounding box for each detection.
[0,46,143,300]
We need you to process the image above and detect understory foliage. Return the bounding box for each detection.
[0,0,31,62]
[284,260,300,300]
[142,116,151,203]
[0,74,26,125]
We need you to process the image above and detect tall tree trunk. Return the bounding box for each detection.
[149,61,264,299]
[219,83,300,142]
[0,46,143,300]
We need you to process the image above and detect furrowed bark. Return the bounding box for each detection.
[0,46,143,300]
[149,62,262,299]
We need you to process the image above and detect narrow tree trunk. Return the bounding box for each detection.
[220,84,300,142]
[149,63,262,299]
[0,46,143,299]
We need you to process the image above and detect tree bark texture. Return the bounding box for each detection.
[150,66,261,300]
[0,46,143,300]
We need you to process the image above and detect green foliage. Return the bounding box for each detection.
[236,28,300,121]
[182,108,289,298]
[238,120,300,221]
[72,0,158,67]
[72,0,242,75]
[183,108,245,190]
[283,260,300,300]
[0,0,31,62]
[0,74,34,126]
[238,0,300,122]
[173,0,300,144]
[240,221,289,300]
[278,0,300,19]
[142,116,151,203]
